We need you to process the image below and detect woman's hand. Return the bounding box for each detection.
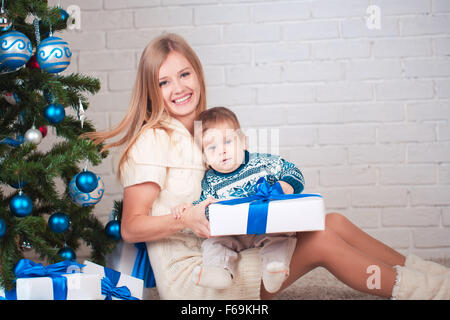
[180,197,217,238]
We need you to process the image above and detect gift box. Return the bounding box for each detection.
[208,178,325,236]
[0,259,102,300]
[82,260,143,300]
[106,241,156,289]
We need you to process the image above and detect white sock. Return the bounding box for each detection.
[191,265,233,289]
[262,261,289,293]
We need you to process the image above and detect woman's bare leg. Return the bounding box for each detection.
[325,213,405,267]
[260,227,397,299]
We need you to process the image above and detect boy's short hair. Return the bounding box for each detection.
[195,106,241,135]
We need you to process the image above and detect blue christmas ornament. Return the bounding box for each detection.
[0,218,6,238]
[48,212,70,233]
[69,173,104,207]
[36,36,71,73]
[9,191,33,217]
[105,220,121,240]
[57,246,76,261]
[75,170,98,193]
[0,31,33,72]
[58,8,69,22]
[44,103,65,124]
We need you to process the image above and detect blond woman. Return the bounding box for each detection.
[84,33,450,300]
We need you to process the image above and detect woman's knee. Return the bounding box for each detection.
[296,229,334,258]
[325,212,348,230]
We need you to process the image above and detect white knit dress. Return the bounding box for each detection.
[120,116,262,300]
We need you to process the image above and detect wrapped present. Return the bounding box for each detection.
[0,259,102,300]
[106,241,155,289]
[82,260,142,300]
[209,177,325,236]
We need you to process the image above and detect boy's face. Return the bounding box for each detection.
[202,122,247,174]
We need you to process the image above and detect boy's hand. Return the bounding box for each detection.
[277,181,294,194]
[171,203,192,219]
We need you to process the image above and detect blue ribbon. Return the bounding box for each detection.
[217,177,322,235]
[101,267,139,300]
[132,242,156,288]
[0,135,24,147]
[4,259,85,300]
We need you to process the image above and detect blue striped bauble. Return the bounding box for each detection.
[36,36,72,73]
[0,31,32,71]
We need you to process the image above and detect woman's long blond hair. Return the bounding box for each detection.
[81,33,207,181]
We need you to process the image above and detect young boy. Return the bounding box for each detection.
[171,107,305,293]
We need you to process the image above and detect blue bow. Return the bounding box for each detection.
[217,177,322,235]
[0,135,24,147]
[132,242,156,288]
[5,259,85,300]
[101,267,139,300]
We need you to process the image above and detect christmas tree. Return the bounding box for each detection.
[0,0,117,291]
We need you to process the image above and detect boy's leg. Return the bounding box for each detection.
[192,236,243,289]
[254,233,297,293]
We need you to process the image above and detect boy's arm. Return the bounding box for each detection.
[275,157,305,194]
[192,174,217,206]
[174,176,217,220]
[278,181,294,194]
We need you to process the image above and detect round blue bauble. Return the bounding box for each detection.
[9,192,33,217]
[58,8,69,22]
[75,171,98,193]
[36,36,71,73]
[0,218,6,238]
[69,173,104,207]
[44,103,65,124]
[0,31,33,71]
[48,212,70,233]
[105,220,121,240]
[57,246,76,261]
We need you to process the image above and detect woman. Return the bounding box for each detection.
[84,33,450,300]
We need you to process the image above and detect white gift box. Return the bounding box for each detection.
[82,260,143,300]
[0,273,102,300]
[209,195,325,236]
[106,241,138,276]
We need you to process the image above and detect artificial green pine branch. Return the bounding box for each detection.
[0,0,118,290]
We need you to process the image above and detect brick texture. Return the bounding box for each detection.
[49,0,450,258]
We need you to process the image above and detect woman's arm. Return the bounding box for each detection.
[121,181,215,243]
[121,181,181,243]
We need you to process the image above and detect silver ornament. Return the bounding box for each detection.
[0,7,11,31]
[21,241,32,251]
[77,99,86,128]
[24,125,43,145]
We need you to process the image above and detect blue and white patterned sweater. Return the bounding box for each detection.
[193,151,305,218]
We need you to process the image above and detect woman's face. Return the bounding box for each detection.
[158,51,201,123]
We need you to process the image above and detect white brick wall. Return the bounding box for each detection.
[49,0,450,258]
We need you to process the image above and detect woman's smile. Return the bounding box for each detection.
[172,93,193,105]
